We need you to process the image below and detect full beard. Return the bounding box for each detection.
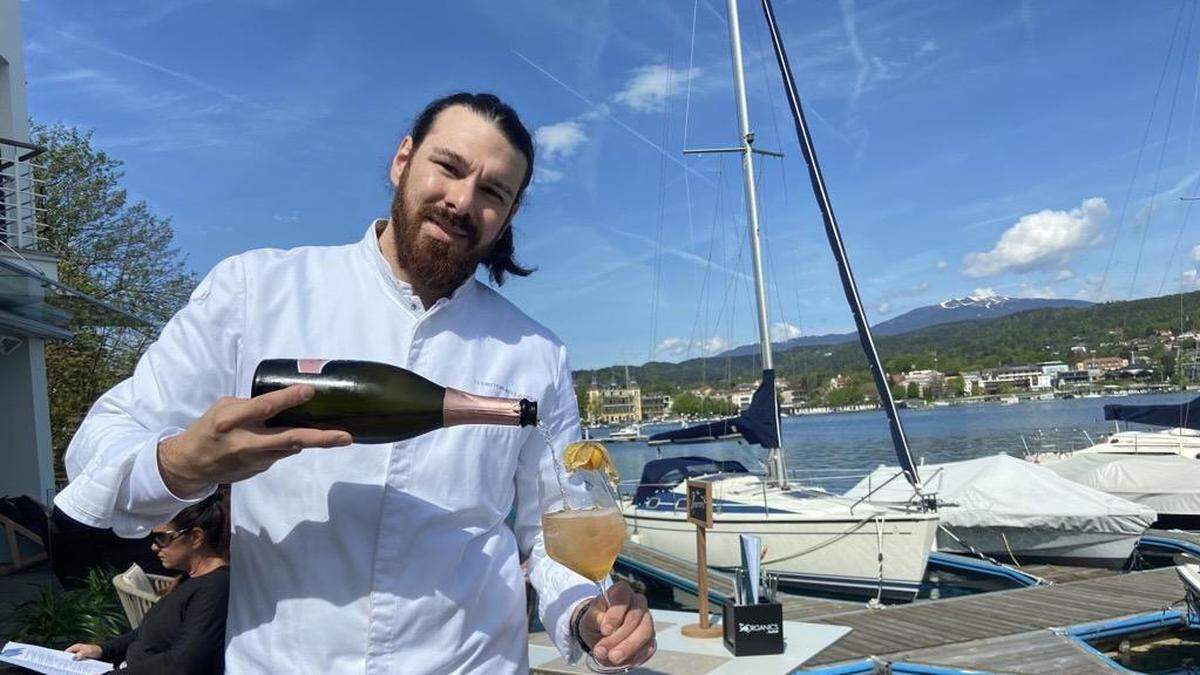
[390,166,486,296]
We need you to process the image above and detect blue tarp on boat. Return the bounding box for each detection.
[631,456,750,506]
[1104,396,1200,430]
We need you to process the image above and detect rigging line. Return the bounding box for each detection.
[1190,14,1200,166]
[1096,2,1188,301]
[685,161,726,360]
[511,50,716,188]
[1158,200,1198,295]
[750,4,788,173]
[648,42,677,363]
[1129,0,1198,302]
[700,156,732,391]
[756,151,791,358]
[764,171,795,356]
[683,0,701,257]
[698,157,730,398]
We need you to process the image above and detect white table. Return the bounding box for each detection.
[529,609,851,674]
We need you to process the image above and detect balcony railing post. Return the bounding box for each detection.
[0,137,47,252]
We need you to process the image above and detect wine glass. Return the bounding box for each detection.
[540,442,637,673]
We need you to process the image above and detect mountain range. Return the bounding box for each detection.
[717,292,1093,358]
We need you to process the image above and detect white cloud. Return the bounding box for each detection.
[1075,274,1113,301]
[272,212,300,224]
[655,338,688,359]
[916,39,937,57]
[770,322,802,341]
[1015,283,1055,298]
[1191,244,1200,264]
[654,335,731,360]
[962,197,1108,278]
[935,260,948,270]
[40,68,103,84]
[877,301,892,314]
[534,167,564,184]
[1183,269,1199,288]
[614,65,701,113]
[534,121,587,160]
[1055,269,1074,281]
[969,287,999,299]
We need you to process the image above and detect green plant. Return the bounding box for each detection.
[12,567,130,648]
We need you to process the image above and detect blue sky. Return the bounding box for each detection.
[18,0,1200,369]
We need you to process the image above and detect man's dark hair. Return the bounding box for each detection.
[408,92,537,286]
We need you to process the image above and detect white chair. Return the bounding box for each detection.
[112,563,175,627]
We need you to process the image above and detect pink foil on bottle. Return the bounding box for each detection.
[297,359,329,374]
[443,388,522,427]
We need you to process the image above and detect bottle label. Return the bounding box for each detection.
[297,359,330,374]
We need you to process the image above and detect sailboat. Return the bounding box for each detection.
[623,0,939,600]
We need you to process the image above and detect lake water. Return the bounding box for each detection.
[604,391,1197,495]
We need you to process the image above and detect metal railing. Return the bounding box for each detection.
[0,136,48,252]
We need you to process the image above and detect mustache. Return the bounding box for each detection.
[417,204,478,246]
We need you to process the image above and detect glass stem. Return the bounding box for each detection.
[594,582,609,611]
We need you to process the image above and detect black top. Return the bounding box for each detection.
[101,566,229,674]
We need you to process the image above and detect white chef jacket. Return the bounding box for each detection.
[55,221,600,673]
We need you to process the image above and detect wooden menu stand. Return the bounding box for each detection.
[681,479,722,639]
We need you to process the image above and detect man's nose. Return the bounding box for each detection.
[443,176,476,214]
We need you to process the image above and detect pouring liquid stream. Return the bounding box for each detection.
[537,421,570,506]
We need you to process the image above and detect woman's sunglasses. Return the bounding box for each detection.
[152,529,189,547]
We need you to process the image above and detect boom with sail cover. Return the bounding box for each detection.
[759,0,921,488]
[648,370,781,448]
[1104,396,1200,430]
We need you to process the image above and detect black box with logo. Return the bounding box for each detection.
[722,598,784,656]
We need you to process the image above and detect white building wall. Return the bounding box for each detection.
[0,1,56,504]
[1,0,31,142]
[0,338,55,504]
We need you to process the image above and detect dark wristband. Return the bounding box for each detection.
[572,599,593,654]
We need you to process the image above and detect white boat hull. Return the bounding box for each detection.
[625,507,939,598]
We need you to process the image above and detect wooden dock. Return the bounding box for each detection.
[802,566,1183,669]
[610,536,1195,672]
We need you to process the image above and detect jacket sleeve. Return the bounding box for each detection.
[99,624,140,665]
[54,256,246,537]
[514,344,606,663]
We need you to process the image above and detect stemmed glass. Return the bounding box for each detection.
[540,441,635,674]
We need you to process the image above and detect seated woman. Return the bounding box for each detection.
[67,491,230,674]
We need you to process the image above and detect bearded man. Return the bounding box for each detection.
[56,92,656,674]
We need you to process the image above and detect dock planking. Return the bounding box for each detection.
[885,629,1120,674]
[615,534,1194,671]
[803,566,1184,667]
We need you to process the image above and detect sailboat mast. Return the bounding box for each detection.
[726,0,787,486]
[726,0,773,372]
[758,0,922,488]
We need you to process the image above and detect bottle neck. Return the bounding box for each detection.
[443,389,536,427]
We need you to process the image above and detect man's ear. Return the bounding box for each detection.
[189,528,204,550]
[390,136,415,187]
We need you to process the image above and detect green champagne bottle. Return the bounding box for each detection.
[251,359,538,443]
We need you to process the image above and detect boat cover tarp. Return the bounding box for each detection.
[1043,453,1200,517]
[647,418,741,445]
[648,369,781,448]
[631,456,749,506]
[1104,396,1200,430]
[842,454,1155,533]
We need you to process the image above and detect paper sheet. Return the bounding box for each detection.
[0,642,113,675]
